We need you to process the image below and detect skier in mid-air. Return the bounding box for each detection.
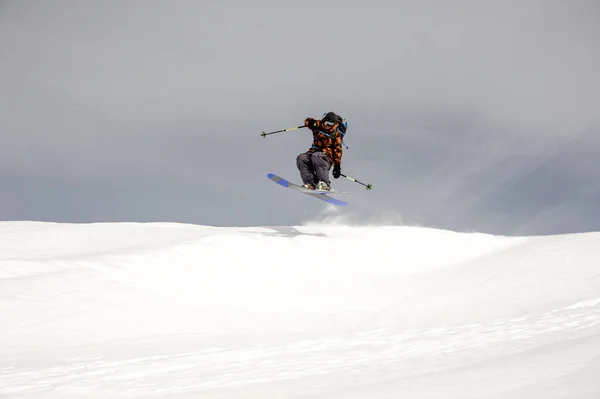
[296,112,344,191]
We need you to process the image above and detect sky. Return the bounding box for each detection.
[1,221,600,397]
[1,0,600,235]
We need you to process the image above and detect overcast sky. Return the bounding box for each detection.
[1,0,599,235]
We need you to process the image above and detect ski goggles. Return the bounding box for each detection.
[323,120,336,127]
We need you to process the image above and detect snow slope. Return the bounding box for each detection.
[1,221,599,398]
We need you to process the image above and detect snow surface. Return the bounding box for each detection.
[1,221,600,398]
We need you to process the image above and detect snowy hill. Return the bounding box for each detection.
[1,221,599,398]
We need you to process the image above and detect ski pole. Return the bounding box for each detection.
[261,125,306,138]
[341,174,372,190]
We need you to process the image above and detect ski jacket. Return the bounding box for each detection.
[304,117,343,167]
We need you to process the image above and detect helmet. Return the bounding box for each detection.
[322,112,338,124]
[322,112,338,128]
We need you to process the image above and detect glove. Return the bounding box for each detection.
[304,117,317,130]
[333,164,341,179]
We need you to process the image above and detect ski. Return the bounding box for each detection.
[267,173,349,206]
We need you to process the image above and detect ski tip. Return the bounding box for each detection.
[267,173,290,188]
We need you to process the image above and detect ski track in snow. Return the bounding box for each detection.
[2,298,600,397]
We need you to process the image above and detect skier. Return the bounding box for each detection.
[296,112,343,191]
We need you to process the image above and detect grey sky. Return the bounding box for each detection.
[1,0,599,235]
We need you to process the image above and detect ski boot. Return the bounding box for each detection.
[316,181,331,191]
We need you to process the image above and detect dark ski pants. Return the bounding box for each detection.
[296,150,331,185]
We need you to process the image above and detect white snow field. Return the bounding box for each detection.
[1,221,600,399]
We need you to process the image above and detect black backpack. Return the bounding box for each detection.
[336,114,347,136]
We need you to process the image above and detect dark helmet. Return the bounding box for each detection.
[322,112,339,130]
[322,112,338,124]
[323,111,347,135]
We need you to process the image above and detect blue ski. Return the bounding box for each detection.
[267,173,349,206]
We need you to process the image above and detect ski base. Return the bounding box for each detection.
[267,173,349,206]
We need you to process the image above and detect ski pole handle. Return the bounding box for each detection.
[341,173,372,190]
[261,125,306,138]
